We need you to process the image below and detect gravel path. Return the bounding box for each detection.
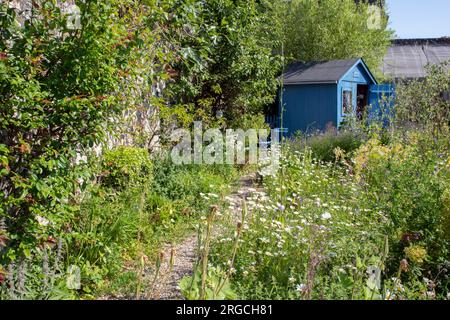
[147,173,260,300]
[147,234,198,300]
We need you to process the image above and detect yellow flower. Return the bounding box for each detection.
[404,245,427,264]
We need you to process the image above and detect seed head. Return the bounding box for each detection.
[400,259,409,272]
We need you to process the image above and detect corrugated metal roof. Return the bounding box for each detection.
[382,39,450,79]
[282,59,360,85]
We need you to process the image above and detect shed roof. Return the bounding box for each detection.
[381,38,450,80]
[282,58,364,85]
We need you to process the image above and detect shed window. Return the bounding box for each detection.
[342,90,353,114]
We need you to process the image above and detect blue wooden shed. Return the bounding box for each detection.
[267,58,391,135]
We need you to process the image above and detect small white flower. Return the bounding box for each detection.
[321,212,332,220]
[296,284,307,292]
[385,290,394,300]
[36,215,50,226]
[260,237,269,243]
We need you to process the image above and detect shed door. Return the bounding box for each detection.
[369,84,395,120]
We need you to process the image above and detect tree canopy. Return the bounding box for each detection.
[280,0,393,73]
[163,0,283,128]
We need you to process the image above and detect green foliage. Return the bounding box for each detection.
[152,153,237,209]
[291,129,364,162]
[209,130,449,299]
[66,183,148,293]
[179,267,237,300]
[1,0,445,302]
[210,147,387,299]
[163,0,282,128]
[1,0,270,298]
[394,62,450,138]
[0,0,179,299]
[0,0,168,260]
[353,132,450,294]
[229,113,270,132]
[0,241,78,300]
[101,147,153,189]
[279,0,392,72]
[62,150,239,297]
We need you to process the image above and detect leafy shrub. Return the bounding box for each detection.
[395,62,450,137]
[0,0,168,266]
[152,153,237,209]
[145,193,176,224]
[353,133,450,293]
[229,113,270,131]
[66,187,141,292]
[101,147,153,189]
[281,0,392,72]
[291,129,364,162]
[165,0,282,128]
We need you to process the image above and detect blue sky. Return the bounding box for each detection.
[386,0,450,39]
